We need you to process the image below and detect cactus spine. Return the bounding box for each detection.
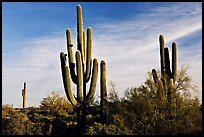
[152,35,177,117]
[60,5,107,133]
[22,82,26,109]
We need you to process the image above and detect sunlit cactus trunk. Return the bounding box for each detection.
[100,60,108,124]
[22,82,26,109]
[152,35,178,118]
[60,5,107,134]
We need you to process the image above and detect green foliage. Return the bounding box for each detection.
[2,104,32,135]
[120,65,202,135]
[85,122,124,135]
[30,91,76,135]
[108,114,133,135]
[175,64,198,93]
[108,80,119,103]
[40,91,74,115]
[2,92,76,135]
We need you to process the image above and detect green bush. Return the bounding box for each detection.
[85,122,124,135]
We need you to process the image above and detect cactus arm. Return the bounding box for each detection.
[83,30,86,65]
[159,35,165,77]
[167,78,174,104]
[77,5,84,64]
[172,42,177,84]
[152,69,164,99]
[84,58,98,104]
[100,60,107,100]
[85,27,92,82]
[158,80,164,99]
[64,65,79,107]
[152,69,159,83]
[164,47,171,78]
[60,52,79,107]
[66,29,77,84]
[76,50,83,103]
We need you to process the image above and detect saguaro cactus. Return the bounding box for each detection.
[100,60,108,124]
[60,5,107,133]
[22,82,26,109]
[152,35,178,117]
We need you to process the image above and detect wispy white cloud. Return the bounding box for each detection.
[91,2,202,99]
[2,2,202,107]
[2,35,67,107]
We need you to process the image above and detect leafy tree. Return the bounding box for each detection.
[108,80,119,103]
[40,91,74,115]
[107,80,123,116]
[121,65,202,135]
[31,91,75,135]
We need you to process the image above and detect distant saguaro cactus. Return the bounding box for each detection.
[152,35,178,117]
[60,5,107,133]
[22,82,26,109]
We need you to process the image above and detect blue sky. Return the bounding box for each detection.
[2,2,202,107]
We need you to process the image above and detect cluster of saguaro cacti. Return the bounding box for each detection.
[60,5,107,133]
[152,35,177,117]
[22,82,26,109]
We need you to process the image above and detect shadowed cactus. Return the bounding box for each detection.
[60,5,107,133]
[152,35,178,117]
[22,82,26,109]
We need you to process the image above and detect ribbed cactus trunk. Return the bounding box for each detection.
[152,35,178,118]
[100,60,108,124]
[60,5,107,134]
[22,82,26,109]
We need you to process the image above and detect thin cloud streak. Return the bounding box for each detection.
[91,2,202,99]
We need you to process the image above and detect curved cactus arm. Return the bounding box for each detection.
[85,27,92,82]
[77,4,84,64]
[66,29,77,84]
[60,52,79,107]
[172,42,177,84]
[152,69,164,99]
[164,47,171,78]
[84,58,98,104]
[152,69,159,83]
[159,35,165,77]
[76,50,83,103]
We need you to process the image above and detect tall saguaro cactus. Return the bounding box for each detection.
[100,60,108,124]
[22,82,26,109]
[152,35,178,117]
[60,5,107,133]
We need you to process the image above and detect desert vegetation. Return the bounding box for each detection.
[2,4,202,135]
